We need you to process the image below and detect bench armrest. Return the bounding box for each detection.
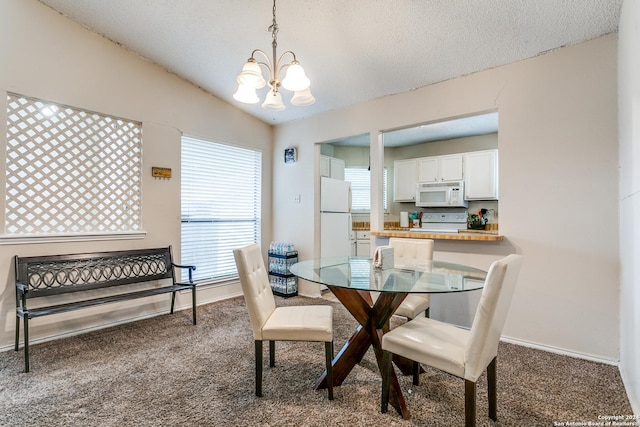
[15,281,29,294]
[173,263,196,284]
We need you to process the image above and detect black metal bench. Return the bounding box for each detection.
[14,246,196,372]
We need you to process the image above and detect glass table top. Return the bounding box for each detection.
[290,257,487,294]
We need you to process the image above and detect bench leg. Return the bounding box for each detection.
[170,288,196,325]
[192,287,197,325]
[15,314,20,351]
[24,316,30,373]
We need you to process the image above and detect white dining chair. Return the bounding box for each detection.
[389,238,434,320]
[380,254,523,427]
[233,244,335,400]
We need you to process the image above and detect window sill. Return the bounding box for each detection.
[0,231,147,246]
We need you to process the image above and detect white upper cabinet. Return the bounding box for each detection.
[464,149,498,200]
[393,159,417,202]
[320,155,345,180]
[417,154,463,182]
[440,154,464,181]
[417,157,438,183]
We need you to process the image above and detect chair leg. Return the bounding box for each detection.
[381,350,392,413]
[487,357,497,421]
[424,307,430,318]
[255,340,263,397]
[170,291,176,314]
[325,341,334,400]
[412,361,420,386]
[465,379,476,427]
[269,340,275,367]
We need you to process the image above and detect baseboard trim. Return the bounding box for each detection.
[500,335,619,366]
[3,310,165,354]
[1,293,245,354]
[618,365,640,416]
[3,295,619,370]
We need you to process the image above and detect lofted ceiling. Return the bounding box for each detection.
[38,0,622,137]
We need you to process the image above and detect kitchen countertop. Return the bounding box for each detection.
[371,229,503,241]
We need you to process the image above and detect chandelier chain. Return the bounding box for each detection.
[233,0,314,109]
[268,0,279,47]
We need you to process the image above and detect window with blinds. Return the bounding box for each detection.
[5,93,142,236]
[344,167,388,212]
[181,136,262,283]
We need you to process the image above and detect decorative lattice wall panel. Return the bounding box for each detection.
[5,93,142,234]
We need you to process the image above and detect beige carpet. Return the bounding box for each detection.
[0,296,633,426]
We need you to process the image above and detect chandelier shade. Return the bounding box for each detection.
[233,83,260,104]
[291,87,316,106]
[237,60,267,89]
[262,90,285,110]
[234,0,315,111]
[281,62,310,92]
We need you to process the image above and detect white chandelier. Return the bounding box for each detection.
[233,0,315,111]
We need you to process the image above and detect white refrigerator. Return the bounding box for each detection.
[320,176,352,258]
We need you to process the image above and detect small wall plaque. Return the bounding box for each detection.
[284,147,297,163]
[152,167,172,179]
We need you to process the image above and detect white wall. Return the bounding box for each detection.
[0,0,272,350]
[273,35,620,361]
[618,0,640,415]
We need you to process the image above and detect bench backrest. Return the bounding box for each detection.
[15,247,176,298]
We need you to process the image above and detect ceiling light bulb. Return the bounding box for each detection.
[282,62,310,92]
[233,84,260,104]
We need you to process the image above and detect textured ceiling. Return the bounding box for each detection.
[38,0,622,129]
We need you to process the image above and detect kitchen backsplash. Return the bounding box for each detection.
[353,200,499,230]
[353,221,499,231]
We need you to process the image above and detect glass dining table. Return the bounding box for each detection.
[290,256,487,420]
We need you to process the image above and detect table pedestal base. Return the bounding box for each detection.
[314,287,416,420]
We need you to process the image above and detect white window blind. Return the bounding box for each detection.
[5,93,142,235]
[181,136,262,282]
[344,167,388,212]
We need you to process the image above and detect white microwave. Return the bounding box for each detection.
[415,181,468,207]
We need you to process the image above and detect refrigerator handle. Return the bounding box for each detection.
[348,185,352,212]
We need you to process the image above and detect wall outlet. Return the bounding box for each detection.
[294,194,301,203]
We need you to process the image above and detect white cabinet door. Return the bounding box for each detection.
[356,241,371,257]
[355,230,371,257]
[418,154,463,182]
[464,149,498,200]
[440,154,463,181]
[393,159,417,201]
[330,157,345,180]
[320,155,330,177]
[417,157,439,183]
